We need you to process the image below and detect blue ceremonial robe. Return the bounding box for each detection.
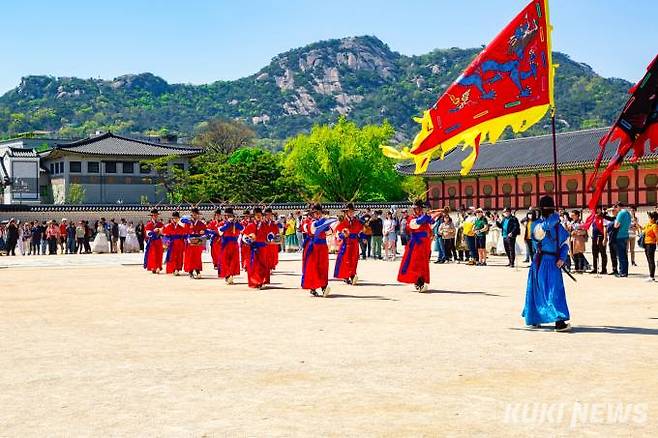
[522,213,570,325]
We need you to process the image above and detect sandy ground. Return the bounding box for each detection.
[1,252,658,437]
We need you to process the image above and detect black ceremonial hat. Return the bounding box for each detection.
[539,195,555,210]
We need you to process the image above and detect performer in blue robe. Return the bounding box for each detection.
[522,195,571,332]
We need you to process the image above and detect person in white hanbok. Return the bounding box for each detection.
[123,222,140,253]
[92,221,110,254]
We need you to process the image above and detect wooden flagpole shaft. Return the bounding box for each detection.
[551,112,560,208]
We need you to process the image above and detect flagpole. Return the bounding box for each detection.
[551,108,560,208]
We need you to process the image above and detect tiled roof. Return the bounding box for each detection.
[45,132,202,158]
[4,147,38,158]
[397,127,658,177]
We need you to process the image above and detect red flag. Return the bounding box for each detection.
[587,54,658,210]
[383,0,555,175]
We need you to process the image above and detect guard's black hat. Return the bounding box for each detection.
[172,211,180,218]
[214,208,222,215]
[539,195,555,210]
[264,207,273,213]
[191,207,200,214]
[413,199,426,209]
[253,207,263,214]
[312,203,323,212]
[343,202,355,211]
[224,207,234,215]
[150,208,159,215]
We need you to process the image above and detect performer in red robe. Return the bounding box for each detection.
[182,207,207,279]
[143,209,164,274]
[243,207,272,289]
[218,207,244,284]
[272,211,283,269]
[240,209,252,271]
[263,208,281,272]
[302,204,335,297]
[206,208,222,270]
[300,211,312,260]
[162,211,186,275]
[334,202,364,285]
[397,200,436,292]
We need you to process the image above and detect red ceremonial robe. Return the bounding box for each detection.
[206,219,222,269]
[183,219,206,273]
[397,214,434,284]
[301,219,329,290]
[162,221,186,274]
[144,219,164,272]
[243,220,271,288]
[218,220,244,278]
[334,216,363,280]
[240,219,251,271]
[263,219,280,271]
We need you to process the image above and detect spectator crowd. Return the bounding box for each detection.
[1,203,656,282]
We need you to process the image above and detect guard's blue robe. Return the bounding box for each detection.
[522,213,570,325]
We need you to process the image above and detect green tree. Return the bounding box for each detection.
[401,176,427,202]
[66,183,86,204]
[179,147,306,203]
[193,118,256,155]
[284,118,405,201]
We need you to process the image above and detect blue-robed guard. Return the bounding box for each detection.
[522,195,571,332]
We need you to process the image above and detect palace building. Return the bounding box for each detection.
[398,127,658,210]
[1,132,202,204]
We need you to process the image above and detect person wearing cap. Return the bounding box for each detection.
[397,200,437,293]
[206,209,223,270]
[183,208,207,279]
[522,195,571,332]
[217,207,244,284]
[334,202,365,285]
[144,209,164,274]
[496,207,521,267]
[240,210,252,272]
[243,207,271,289]
[302,203,335,297]
[162,212,186,275]
[473,208,489,266]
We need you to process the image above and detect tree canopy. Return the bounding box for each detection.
[283,118,405,202]
[193,118,256,155]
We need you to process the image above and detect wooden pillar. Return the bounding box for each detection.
[514,174,519,209]
[476,177,480,207]
[535,172,541,206]
[581,169,587,208]
[494,175,499,210]
[458,178,463,209]
[634,165,640,206]
[441,178,446,206]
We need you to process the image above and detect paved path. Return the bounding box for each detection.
[1,254,657,436]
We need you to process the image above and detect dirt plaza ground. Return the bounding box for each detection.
[1,252,658,437]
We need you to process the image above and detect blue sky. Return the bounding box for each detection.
[1,0,656,93]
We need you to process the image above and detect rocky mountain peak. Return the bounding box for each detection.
[109,73,171,95]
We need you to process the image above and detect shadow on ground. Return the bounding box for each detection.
[510,325,658,335]
[425,289,503,297]
[327,294,397,301]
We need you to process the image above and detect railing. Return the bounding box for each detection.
[0,201,413,213]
